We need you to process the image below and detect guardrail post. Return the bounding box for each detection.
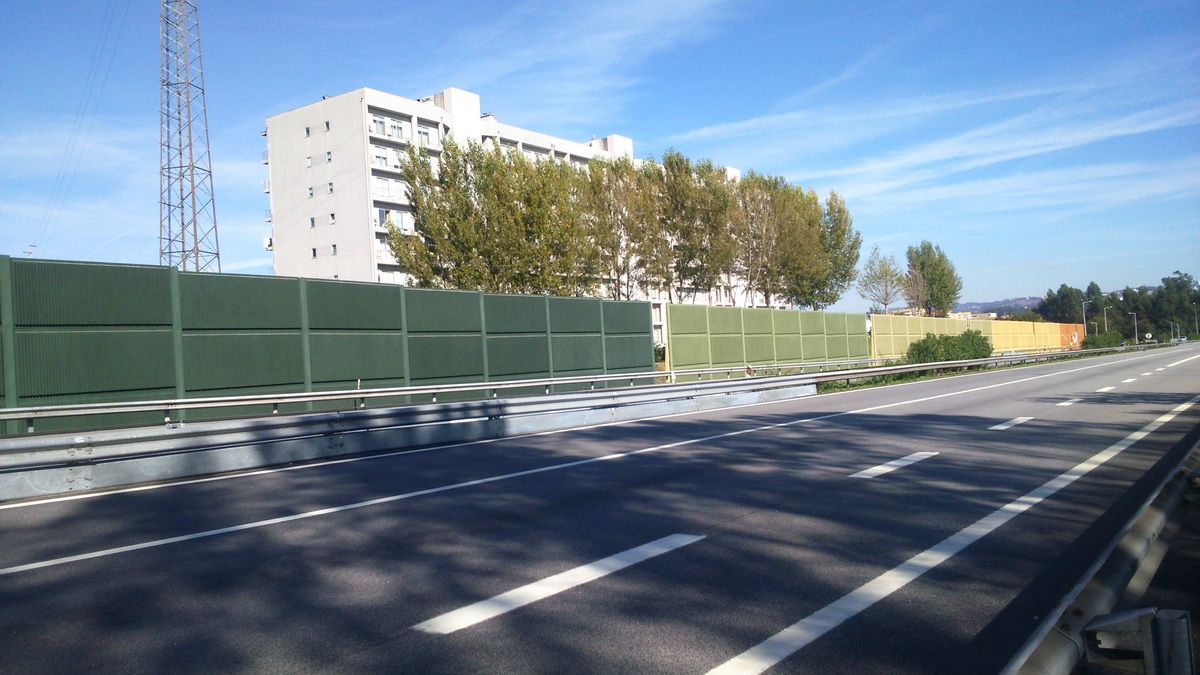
[0,256,20,436]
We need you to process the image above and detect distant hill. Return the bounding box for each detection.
[955,297,1040,316]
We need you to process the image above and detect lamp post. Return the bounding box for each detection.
[1081,300,1090,337]
[1090,321,1098,336]
[1129,312,1138,344]
[1193,303,1198,336]
[1102,305,1110,333]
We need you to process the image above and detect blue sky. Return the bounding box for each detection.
[1,0,1196,311]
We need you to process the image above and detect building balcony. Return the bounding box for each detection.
[264,209,272,222]
[261,150,269,164]
[262,180,270,193]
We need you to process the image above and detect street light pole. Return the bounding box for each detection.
[1193,302,1198,336]
[1129,312,1138,344]
[1081,300,1090,337]
[1102,306,1110,333]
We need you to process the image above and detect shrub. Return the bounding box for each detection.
[906,330,993,364]
[1082,330,1124,349]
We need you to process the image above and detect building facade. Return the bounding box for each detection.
[264,87,634,284]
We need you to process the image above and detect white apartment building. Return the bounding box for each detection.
[264,87,634,285]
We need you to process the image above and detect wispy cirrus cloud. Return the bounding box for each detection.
[404,0,738,134]
[666,44,1200,225]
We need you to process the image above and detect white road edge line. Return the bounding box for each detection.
[1056,399,1082,407]
[412,534,704,635]
[989,417,1034,431]
[1167,352,1200,368]
[705,393,1200,675]
[1,355,1188,574]
[848,452,938,479]
[1096,387,1114,393]
[1,349,1173,512]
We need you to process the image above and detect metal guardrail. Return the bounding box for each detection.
[0,373,823,501]
[0,342,1168,435]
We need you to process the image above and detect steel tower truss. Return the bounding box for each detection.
[159,0,220,272]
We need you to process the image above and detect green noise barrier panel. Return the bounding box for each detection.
[664,305,871,378]
[0,256,653,435]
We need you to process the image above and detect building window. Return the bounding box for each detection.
[327,182,334,194]
[372,117,385,135]
[331,244,337,256]
[304,126,311,137]
[311,248,317,258]
[389,121,403,138]
[306,156,312,168]
[309,216,315,228]
[308,187,314,198]
[329,212,336,225]
[326,151,332,163]
[417,128,431,147]
[324,121,331,132]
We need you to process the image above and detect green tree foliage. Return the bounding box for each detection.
[906,330,993,363]
[1081,330,1124,349]
[389,141,862,306]
[586,156,653,300]
[1034,284,1086,323]
[730,173,827,307]
[390,139,596,295]
[774,186,831,308]
[659,150,737,302]
[904,241,962,317]
[1031,271,1199,342]
[807,191,861,309]
[856,246,904,313]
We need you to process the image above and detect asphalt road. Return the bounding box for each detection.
[1,345,1198,674]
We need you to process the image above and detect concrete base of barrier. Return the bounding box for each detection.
[0,379,816,503]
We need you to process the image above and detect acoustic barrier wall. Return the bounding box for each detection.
[0,257,654,434]
[665,305,870,374]
[869,314,1083,359]
[664,306,1084,369]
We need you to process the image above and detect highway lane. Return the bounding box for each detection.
[0,345,1197,674]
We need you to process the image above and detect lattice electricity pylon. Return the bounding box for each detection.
[159,0,221,272]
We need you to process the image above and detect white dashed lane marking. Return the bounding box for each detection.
[412,534,705,634]
[849,452,939,479]
[989,417,1034,431]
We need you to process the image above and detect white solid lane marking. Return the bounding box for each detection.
[989,417,1034,431]
[1096,387,1114,393]
[849,452,938,479]
[1056,399,1082,407]
[705,394,1200,675]
[1122,378,1137,383]
[1167,353,1200,368]
[412,534,704,634]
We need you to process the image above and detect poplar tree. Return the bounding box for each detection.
[857,246,905,313]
